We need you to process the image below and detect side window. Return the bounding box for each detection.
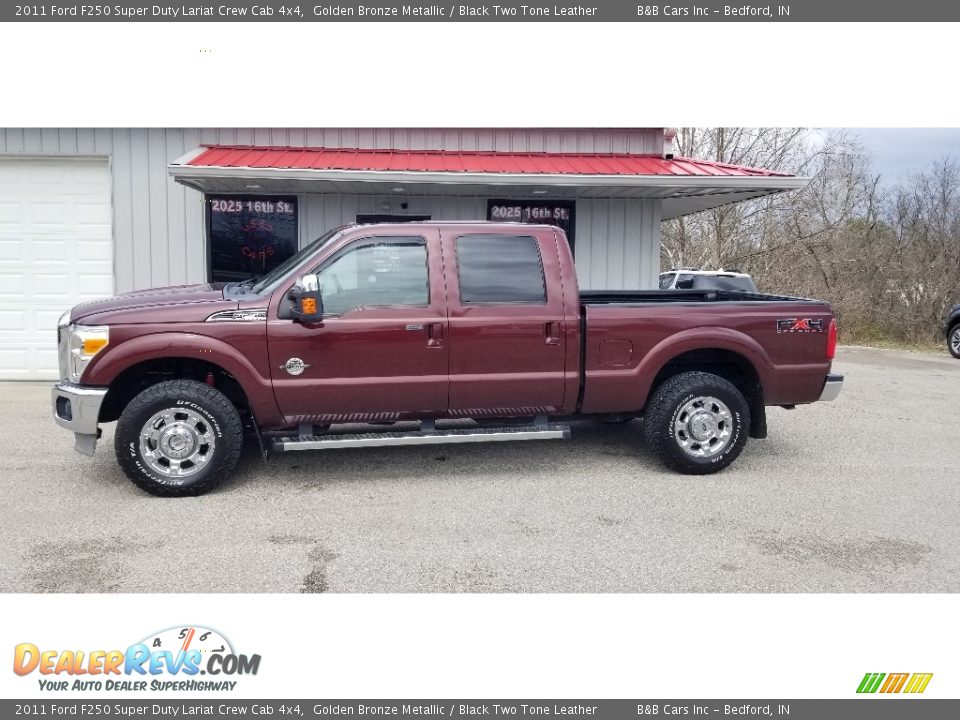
[658,273,675,289]
[455,234,547,304]
[674,273,695,289]
[316,237,428,316]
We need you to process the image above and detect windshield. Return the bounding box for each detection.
[250,227,345,295]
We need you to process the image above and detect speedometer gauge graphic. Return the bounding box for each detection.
[139,626,233,658]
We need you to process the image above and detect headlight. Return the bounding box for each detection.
[66,325,109,382]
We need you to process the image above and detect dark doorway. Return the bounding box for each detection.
[206,194,298,283]
[356,214,432,224]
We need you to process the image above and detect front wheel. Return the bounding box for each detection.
[643,371,750,475]
[115,380,243,497]
[949,325,960,359]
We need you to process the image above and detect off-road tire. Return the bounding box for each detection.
[115,380,243,497]
[948,324,960,359]
[643,371,750,475]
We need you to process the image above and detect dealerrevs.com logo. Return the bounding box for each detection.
[13,626,261,692]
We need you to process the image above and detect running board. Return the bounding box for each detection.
[270,423,571,452]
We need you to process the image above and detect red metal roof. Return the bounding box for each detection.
[186,145,792,178]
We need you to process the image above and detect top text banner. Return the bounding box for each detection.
[6,0,960,21]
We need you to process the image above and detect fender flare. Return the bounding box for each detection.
[83,332,283,426]
[631,326,774,409]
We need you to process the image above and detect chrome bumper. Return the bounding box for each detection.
[51,383,108,456]
[818,373,844,402]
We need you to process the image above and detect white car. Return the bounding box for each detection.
[659,268,758,293]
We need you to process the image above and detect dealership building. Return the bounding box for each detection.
[0,127,805,379]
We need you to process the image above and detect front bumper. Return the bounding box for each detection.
[51,383,108,456]
[818,373,844,402]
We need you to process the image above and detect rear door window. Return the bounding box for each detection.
[455,234,547,304]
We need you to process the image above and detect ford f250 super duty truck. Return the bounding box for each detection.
[52,222,843,496]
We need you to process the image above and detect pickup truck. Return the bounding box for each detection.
[52,221,843,496]
[946,303,960,358]
[659,268,758,293]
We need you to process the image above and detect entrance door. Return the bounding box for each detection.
[206,194,298,283]
[267,227,448,424]
[440,228,570,416]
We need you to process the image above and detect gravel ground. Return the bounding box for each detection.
[1,345,958,593]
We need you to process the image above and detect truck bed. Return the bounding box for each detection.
[577,289,835,415]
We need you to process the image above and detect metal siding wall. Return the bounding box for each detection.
[147,130,170,288]
[575,199,660,290]
[0,128,208,292]
[181,129,208,286]
[300,194,660,290]
[190,128,663,153]
[110,129,136,293]
[0,128,665,157]
[128,129,153,290]
[0,129,665,292]
[301,195,487,243]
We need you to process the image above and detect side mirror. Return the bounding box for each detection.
[289,274,324,324]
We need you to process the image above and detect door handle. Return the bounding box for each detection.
[427,322,445,348]
[544,320,562,345]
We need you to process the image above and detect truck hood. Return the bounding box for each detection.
[71,283,230,323]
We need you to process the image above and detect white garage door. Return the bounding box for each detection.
[0,158,113,380]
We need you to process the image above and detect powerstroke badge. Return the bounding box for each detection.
[12,625,261,693]
[281,357,310,375]
[777,317,825,333]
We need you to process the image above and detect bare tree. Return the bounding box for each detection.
[662,129,960,345]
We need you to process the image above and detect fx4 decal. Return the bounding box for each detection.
[777,318,825,333]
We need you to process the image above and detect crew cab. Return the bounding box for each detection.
[52,222,843,496]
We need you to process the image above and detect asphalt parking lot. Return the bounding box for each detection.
[1,346,958,593]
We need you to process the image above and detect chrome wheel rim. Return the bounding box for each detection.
[674,395,733,458]
[951,328,960,355]
[139,407,215,478]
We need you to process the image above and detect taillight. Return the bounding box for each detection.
[826,318,837,360]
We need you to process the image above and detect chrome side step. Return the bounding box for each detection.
[270,423,571,452]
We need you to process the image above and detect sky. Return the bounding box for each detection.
[845,128,960,184]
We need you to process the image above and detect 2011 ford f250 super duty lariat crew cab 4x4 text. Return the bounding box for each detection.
[52,222,843,496]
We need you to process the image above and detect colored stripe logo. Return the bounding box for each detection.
[857,672,933,694]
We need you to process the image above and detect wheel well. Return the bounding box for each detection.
[949,319,960,337]
[98,358,251,423]
[649,349,766,439]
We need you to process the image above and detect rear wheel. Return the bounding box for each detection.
[643,371,750,475]
[115,380,243,497]
[949,325,960,359]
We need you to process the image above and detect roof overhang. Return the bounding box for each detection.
[169,149,809,220]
